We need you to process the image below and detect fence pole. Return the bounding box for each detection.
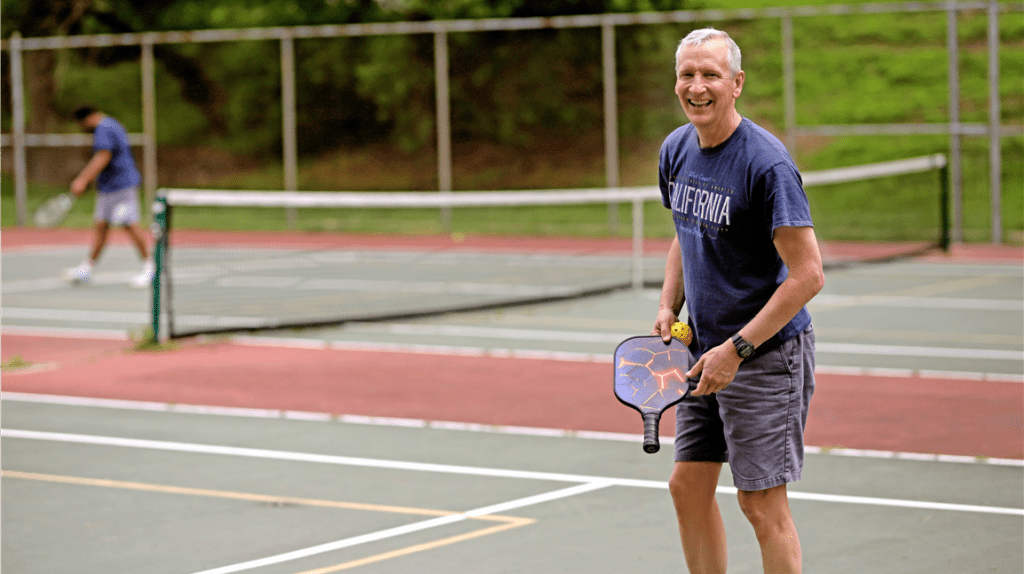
[987,0,1002,244]
[142,39,158,225]
[10,32,27,225]
[281,31,299,228]
[603,22,620,234]
[435,30,453,232]
[946,0,963,243]
[782,15,797,156]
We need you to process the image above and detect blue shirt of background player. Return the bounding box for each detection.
[659,118,814,360]
[92,116,141,193]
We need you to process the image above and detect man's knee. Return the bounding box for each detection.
[736,485,791,530]
[669,462,721,506]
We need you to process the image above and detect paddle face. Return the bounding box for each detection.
[613,336,693,453]
[34,193,75,228]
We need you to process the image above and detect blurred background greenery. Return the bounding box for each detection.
[2,0,1021,242]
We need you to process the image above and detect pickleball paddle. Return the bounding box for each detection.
[613,334,694,453]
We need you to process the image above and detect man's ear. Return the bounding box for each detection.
[732,70,745,98]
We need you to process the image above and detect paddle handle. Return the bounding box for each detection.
[642,412,661,454]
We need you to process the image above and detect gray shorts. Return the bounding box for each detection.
[674,327,815,491]
[94,186,141,225]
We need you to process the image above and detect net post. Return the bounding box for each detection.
[939,161,951,252]
[150,196,169,342]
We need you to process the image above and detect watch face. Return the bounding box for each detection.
[733,335,754,358]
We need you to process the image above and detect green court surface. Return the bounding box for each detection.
[3,399,1022,574]
[2,240,1022,573]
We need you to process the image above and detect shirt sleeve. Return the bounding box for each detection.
[762,161,813,233]
[659,143,673,209]
[93,123,117,152]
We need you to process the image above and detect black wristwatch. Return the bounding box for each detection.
[731,333,755,359]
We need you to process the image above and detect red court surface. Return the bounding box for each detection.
[3,333,1022,460]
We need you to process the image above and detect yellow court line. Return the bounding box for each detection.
[292,518,536,574]
[1,470,520,523]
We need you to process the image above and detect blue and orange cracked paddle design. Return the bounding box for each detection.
[613,334,694,453]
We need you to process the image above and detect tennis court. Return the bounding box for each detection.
[2,228,1022,573]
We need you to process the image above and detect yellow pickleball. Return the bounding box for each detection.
[670,322,692,344]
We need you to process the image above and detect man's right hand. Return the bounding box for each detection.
[70,177,88,197]
[651,309,679,343]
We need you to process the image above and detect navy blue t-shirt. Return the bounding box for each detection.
[93,116,141,193]
[659,118,813,359]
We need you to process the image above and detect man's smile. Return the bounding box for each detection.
[687,99,712,108]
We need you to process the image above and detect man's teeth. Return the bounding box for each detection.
[688,100,711,108]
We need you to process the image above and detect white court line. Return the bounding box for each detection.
[810,294,1022,311]
[2,429,1021,517]
[2,272,144,293]
[4,311,1022,363]
[344,323,1024,362]
[235,336,1024,382]
[0,308,266,330]
[2,324,1021,382]
[3,307,150,323]
[236,334,1024,370]
[188,481,612,574]
[5,392,1022,467]
[815,342,1022,361]
[0,325,131,340]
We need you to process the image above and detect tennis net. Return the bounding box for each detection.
[151,154,949,339]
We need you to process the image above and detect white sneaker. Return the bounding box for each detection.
[130,260,155,289]
[64,262,92,284]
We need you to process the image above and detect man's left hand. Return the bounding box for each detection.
[686,340,743,396]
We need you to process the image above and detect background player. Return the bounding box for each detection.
[64,105,153,288]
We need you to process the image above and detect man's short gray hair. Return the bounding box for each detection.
[676,28,742,76]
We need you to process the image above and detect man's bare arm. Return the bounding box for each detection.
[71,149,112,196]
[687,226,824,395]
[653,235,685,342]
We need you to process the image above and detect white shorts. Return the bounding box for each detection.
[94,186,141,225]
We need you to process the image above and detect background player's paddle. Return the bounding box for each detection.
[614,323,694,453]
[34,192,76,228]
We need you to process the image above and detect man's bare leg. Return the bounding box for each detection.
[737,485,802,574]
[123,223,150,260]
[669,461,728,574]
[89,221,111,263]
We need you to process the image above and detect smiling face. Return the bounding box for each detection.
[674,38,745,147]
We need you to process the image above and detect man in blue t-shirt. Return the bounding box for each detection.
[652,28,824,573]
[64,106,153,288]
